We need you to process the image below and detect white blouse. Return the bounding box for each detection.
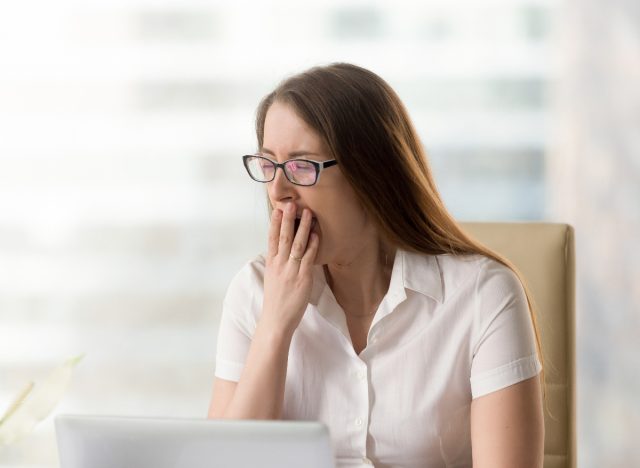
[215,249,541,468]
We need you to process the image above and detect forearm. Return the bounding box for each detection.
[215,204,317,419]
[220,322,293,419]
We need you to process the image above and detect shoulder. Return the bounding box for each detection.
[436,252,488,279]
[438,253,521,292]
[445,255,530,331]
[224,252,268,303]
[402,250,495,303]
[231,252,267,284]
[429,253,524,308]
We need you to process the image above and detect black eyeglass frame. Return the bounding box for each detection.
[242,154,339,186]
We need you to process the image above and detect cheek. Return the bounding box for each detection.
[310,180,367,243]
[317,205,367,241]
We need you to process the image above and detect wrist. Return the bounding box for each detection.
[254,317,296,347]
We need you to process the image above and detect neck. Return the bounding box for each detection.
[323,240,395,318]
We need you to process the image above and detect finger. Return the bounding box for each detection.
[278,203,296,257]
[289,208,312,262]
[267,209,282,258]
[299,232,319,274]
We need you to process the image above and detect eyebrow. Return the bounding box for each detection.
[260,147,320,158]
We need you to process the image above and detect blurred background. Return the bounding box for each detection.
[0,0,638,466]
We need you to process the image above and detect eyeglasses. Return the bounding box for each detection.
[242,154,338,186]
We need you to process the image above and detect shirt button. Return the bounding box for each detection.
[354,417,364,427]
[362,457,373,465]
[356,370,366,380]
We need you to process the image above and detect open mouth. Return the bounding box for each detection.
[294,216,317,235]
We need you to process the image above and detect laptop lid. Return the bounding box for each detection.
[55,415,336,468]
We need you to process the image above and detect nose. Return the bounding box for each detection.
[267,164,297,206]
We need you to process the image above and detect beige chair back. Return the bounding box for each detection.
[461,222,576,468]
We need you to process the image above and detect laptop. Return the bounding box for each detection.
[55,415,336,468]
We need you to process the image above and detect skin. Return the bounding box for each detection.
[471,375,545,468]
[208,101,544,467]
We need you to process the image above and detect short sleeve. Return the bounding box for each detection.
[470,259,542,399]
[214,255,265,382]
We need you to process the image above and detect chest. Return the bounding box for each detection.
[344,314,374,355]
[282,309,474,467]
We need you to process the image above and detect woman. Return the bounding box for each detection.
[208,63,544,468]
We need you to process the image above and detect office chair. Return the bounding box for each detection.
[461,222,576,468]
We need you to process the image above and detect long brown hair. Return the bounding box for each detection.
[254,62,544,390]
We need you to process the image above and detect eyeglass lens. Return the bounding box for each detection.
[246,156,317,185]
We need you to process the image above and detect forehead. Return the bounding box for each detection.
[263,101,325,154]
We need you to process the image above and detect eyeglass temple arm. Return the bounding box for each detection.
[320,160,338,169]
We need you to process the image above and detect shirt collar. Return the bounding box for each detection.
[309,248,444,306]
[398,248,444,304]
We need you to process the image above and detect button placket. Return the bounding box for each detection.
[350,360,369,452]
